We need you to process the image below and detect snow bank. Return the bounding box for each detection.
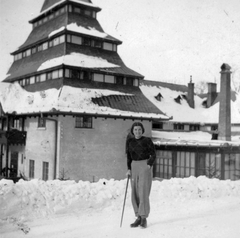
[0,176,239,222]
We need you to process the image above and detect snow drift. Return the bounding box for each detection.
[0,176,240,222]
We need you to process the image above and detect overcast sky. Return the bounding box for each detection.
[0,0,240,85]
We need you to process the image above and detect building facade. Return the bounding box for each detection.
[0,0,168,181]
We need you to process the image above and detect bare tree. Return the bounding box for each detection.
[195,81,208,94]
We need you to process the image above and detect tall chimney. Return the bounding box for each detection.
[218,63,231,141]
[207,83,217,108]
[188,76,195,108]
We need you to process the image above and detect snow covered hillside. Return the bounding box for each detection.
[0,176,240,238]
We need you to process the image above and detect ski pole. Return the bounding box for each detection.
[120,174,130,227]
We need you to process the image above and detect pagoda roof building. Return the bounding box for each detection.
[2,0,168,120]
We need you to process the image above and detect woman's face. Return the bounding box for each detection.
[133,126,143,139]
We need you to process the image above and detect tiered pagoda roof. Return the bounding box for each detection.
[1,0,169,120]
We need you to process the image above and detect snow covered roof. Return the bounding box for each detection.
[5,44,143,82]
[16,12,120,52]
[31,0,101,23]
[152,130,240,147]
[49,23,108,39]
[140,82,240,124]
[0,82,169,120]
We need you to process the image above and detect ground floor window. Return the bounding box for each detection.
[154,149,240,181]
[224,154,240,180]
[29,160,35,179]
[42,162,49,181]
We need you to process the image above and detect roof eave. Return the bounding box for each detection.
[5,111,170,121]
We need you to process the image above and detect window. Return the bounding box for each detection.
[84,9,91,16]
[38,44,43,52]
[94,40,102,48]
[12,118,23,130]
[153,122,163,130]
[29,160,35,179]
[32,47,37,54]
[35,75,40,83]
[103,42,113,51]
[25,78,30,85]
[30,76,35,84]
[49,40,53,48]
[174,124,184,130]
[126,77,134,86]
[190,125,200,131]
[40,74,46,82]
[105,75,114,84]
[38,117,46,128]
[74,7,81,13]
[22,51,27,58]
[26,49,31,56]
[52,70,59,79]
[42,42,48,50]
[53,37,60,46]
[47,72,52,80]
[72,35,82,45]
[59,35,65,44]
[82,71,92,80]
[116,76,124,85]
[83,37,91,46]
[211,125,218,131]
[49,14,54,20]
[42,162,49,181]
[75,116,92,128]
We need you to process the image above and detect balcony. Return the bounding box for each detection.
[0,129,27,145]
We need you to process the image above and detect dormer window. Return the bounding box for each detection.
[174,95,182,104]
[155,93,163,101]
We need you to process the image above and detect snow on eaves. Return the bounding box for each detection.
[30,0,100,22]
[38,53,120,71]
[140,84,240,124]
[49,23,107,39]
[152,130,240,146]
[0,83,167,119]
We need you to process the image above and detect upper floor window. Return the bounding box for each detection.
[38,117,46,128]
[116,76,124,85]
[126,77,134,86]
[65,69,92,81]
[75,116,92,129]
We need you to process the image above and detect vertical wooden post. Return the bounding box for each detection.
[221,153,225,180]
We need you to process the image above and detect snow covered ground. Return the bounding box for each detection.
[0,176,240,238]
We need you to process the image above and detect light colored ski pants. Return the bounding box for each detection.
[131,160,152,218]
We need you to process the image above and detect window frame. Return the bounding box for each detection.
[29,160,35,179]
[38,117,46,128]
[75,116,93,129]
[42,161,49,181]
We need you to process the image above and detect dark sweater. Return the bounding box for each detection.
[126,136,156,170]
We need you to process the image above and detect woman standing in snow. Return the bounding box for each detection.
[126,122,156,229]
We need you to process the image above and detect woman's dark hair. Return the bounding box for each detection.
[130,122,145,135]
